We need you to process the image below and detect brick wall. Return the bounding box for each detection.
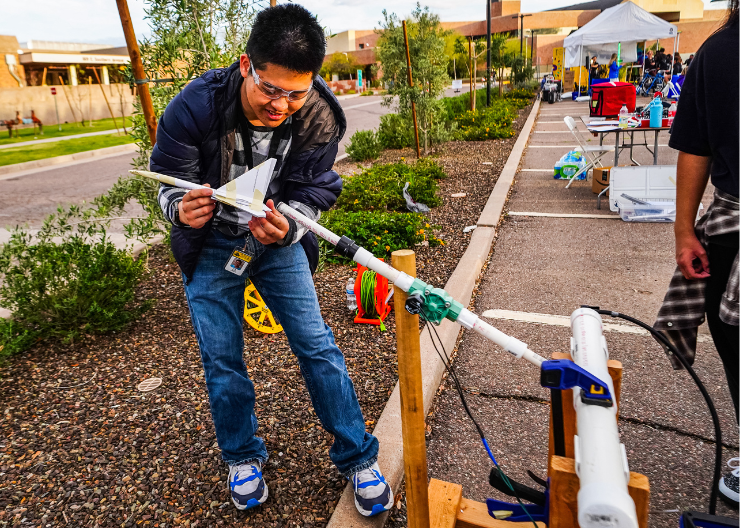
[0,35,25,89]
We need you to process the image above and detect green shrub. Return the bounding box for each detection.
[452,101,519,141]
[320,210,442,261]
[0,318,41,362]
[378,113,415,150]
[504,88,535,102]
[0,230,151,353]
[360,90,375,96]
[346,129,382,162]
[336,159,446,212]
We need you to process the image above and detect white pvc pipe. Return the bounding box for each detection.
[277,202,544,366]
[570,308,637,528]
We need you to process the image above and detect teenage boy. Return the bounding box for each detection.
[150,4,392,517]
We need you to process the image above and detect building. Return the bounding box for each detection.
[324,0,726,78]
[0,37,130,88]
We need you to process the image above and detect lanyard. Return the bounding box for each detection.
[237,110,285,170]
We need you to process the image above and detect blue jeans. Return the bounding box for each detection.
[182,229,378,476]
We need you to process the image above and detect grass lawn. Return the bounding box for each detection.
[0,117,133,146]
[0,133,135,167]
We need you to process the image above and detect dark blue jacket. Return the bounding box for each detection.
[150,61,345,278]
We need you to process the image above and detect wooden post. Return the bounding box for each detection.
[549,457,649,528]
[402,20,422,159]
[116,0,158,146]
[41,67,47,86]
[92,67,120,134]
[392,249,430,528]
[58,77,79,124]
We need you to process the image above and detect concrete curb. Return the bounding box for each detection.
[326,97,541,527]
[0,143,137,180]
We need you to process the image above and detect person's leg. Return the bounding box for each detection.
[250,243,379,476]
[183,230,269,465]
[705,240,739,423]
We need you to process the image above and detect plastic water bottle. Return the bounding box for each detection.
[668,102,677,117]
[619,104,629,129]
[346,277,357,311]
[649,98,663,128]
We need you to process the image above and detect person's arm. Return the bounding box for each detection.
[675,151,712,279]
[150,77,215,228]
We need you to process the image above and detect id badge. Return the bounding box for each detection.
[225,247,252,276]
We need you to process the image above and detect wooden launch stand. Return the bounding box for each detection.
[391,250,650,528]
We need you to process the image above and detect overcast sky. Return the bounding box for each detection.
[0,0,728,47]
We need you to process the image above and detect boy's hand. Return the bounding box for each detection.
[179,184,215,229]
[249,199,289,245]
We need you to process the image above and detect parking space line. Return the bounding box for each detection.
[480,308,713,342]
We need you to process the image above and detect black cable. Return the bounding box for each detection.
[418,313,539,527]
[586,307,722,515]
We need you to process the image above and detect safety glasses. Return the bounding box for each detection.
[249,60,312,102]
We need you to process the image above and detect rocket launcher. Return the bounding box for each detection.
[277,201,638,528]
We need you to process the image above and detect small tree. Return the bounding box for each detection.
[321,52,360,80]
[376,3,450,154]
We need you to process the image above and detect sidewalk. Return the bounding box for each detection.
[425,98,738,527]
[0,128,125,150]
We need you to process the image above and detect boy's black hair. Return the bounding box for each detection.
[246,5,326,77]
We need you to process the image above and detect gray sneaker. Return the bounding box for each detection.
[228,461,268,510]
[719,457,739,508]
[352,462,393,517]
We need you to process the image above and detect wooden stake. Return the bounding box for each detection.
[116,0,158,146]
[58,77,78,124]
[392,249,430,528]
[92,67,120,134]
[402,20,421,159]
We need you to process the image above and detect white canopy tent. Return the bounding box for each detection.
[564,1,678,69]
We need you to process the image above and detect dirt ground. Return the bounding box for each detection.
[0,104,533,528]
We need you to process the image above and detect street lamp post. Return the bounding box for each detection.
[486,0,491,107]
[511,13,532,56]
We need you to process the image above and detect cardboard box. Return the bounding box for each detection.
[563,69,575,93]
[592,167,611,195]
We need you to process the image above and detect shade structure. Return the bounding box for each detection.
[564,1,678,67]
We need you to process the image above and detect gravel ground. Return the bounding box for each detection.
[0,103,533,528]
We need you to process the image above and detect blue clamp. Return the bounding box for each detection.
[539,359,613,407]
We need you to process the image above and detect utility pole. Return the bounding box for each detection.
[116,0,157,146]
[486,0,491,107]
[511,14,532,56]
[467,36,474,111]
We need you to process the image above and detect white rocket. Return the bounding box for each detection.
[130,158,276,219]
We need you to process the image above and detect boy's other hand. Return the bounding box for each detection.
[249,199,289,245]
[179,184,215,229]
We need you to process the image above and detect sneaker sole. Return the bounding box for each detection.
[718,479,739,509]
[232,482,269,511]
[354,492,394,517]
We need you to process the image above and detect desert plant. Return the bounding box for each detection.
[0,226,150,353]
[335,158,446,212]
[320,210,441,262]
[375,4,451,154]
[377,113,414,149]
[346,130,382,161]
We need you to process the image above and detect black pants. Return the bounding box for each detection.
[706,235,739,423]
